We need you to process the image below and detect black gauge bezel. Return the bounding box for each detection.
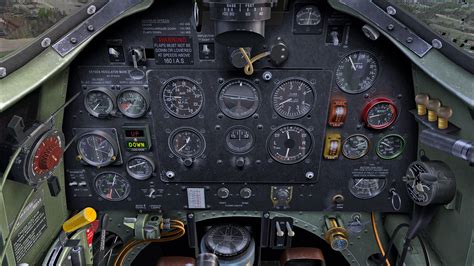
[342,134,370,160]
[76,130,119,167]
[376,134,405,160]
[168,127,206,158]
[126,155,155,180]
[94,172,131,201]
[162,77,204,119]
[224,126,255,154]
[349,178,386,199]
[117,87,150,118]
[271,78,316,120]
[335,51,379,94]
[84,87,115,118]
[267,124,313,165]
[295,5,322,26]
[217,78,260,120]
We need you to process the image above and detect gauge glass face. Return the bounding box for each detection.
[170,129,205,158]
[126,156,154,180]
[342,134,369,159]
[366,102,397,129]
[163,78,204,118]
[117,89,148,118]
[94,172,130,201]
[376,134,405,159]
[205,225,251,257]
[296,5,322,26]
[77,133,116,166]
[349,178,386,199]
[335,51,378,94]
[218,79,259,119]
[272,79,315,119]
[84,90,114,117]
[225,126,255,154]
[268,125,312,164]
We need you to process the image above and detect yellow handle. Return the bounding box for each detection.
[62,207,97,233]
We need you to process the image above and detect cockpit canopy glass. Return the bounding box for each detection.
[0,0,91,59]
[390,0,473,55]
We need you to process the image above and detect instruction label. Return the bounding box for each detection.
[12,205,47,263]
[187,188,206,209]
[154,36,194,65]
[351,164,390,178]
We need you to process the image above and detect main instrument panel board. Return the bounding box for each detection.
[63,0,417,212]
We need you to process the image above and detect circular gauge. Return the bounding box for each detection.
[267,125,312,164]
[335,51,379,94]
[27,130,64,185]
[126,155,155,180]
[349,178,386,199]
[376,134,405,160]
[272,79,315,119]
[225,126,255,154]
[84,88,114,117]
[362,98,398,129]
[94,172,130,201]
[117,88,149,118]
[342,134,369,159]
[296,5,322,26]
[169,128,206,158]
[162,78,204,118]
[77,131,118,167]
[204,224,251,257]
[218,79,260,119]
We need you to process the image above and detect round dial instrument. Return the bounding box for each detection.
[94,172,130,201]
[225,126,255,154]
[163,78,204,118]
[204,224,251,257]
[296,5,322,26]
[126,155,155,180]
[349,178,386,199]
[362,98,398,129]
[77,131,118,167]
[272,79,315,119]
[169,128,206,158]
[84,88,114,117]
[117,88,149,118]
[376,134,405,160]
[268,125,312,164]
[335,51,379,94]
[342,134,369,159]
[28,130,64,185]
[218,79,259,119]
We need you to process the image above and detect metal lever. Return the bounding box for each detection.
[285,222,295,237]
[275,222,284,237]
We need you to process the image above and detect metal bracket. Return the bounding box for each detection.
[52,0,142,57]
[337,0,432,57]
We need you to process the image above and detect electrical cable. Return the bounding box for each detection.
[371,212,391,266]
[399,237,412,266]
[417,235,431,266]
[375,223,409,266]
[239,48,271,76]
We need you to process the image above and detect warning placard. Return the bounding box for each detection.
[154,36,194,65]
[12,206,47,263]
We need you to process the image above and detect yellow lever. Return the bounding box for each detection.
[62,207,97,233]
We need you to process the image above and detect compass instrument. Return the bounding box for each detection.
[336,51,378,94]
[162,78,204,118]
[84,88,115,118]
[203,224,252,257]
[349,178,386,199]
[117,87,149,118]
[169,128,205,158]
[218,79,260,119]
[362,97,398,129]
[376,134,405,160]
[342,134,369,159]
[77,131,118,167]
[268,125,312,164]
[272,79,315,119]
[94,172,131,201]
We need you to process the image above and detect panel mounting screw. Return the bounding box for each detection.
[0,67,6,78]
[387,24,395,31]
[432,39,443,49]
[305,171,315,180]
[70,37,77,44]
[87,25,95,32]
[165,171,175,179]
[41,38,51,48]
[262,71,272,81]
[406,37,413,43]
[87,5,96,15]
[386,6,396,15]
[188,213,194,219]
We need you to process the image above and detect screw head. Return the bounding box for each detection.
[87,25,95,32]
[87,5,96,15]
[262,71,272,81]
[165,171,175,179]
[0,67,6,78]
[41,38,51,48]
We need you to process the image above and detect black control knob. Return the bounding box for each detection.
[183,158,194,167]
[270,42,289,65]
[217,187,230,199]
[236,157,245,169]
[239,187,252,199]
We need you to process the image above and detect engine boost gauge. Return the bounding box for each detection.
[218,79,260,119]
[362,97,398,129]
[169,128,206,158]
[272,79,315,119]
[94,172,131,201]
[162,78,204,118]
[117,87,149,118]
[126,155,155,180]
[84,88,115,118]
[267,125,312,164]
[376,134,405,160]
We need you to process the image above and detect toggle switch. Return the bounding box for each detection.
[275,221,284,237]
[286,222,295,237]
[330,31,340,46]
[437,106,453,130]
[426,99,441,122]
[415,94,430,116]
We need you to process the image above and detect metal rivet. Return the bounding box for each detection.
[70,37,77,44]
[432,39,443,49]
[406,37,413,43]
[87,5,96,15]
[0,67,6,78]
[262,71,272,81]
[87,25,94,32]
[387,24,395,31]
[305,171,314,180]
[386,6,396,15]
[41,38,51,48]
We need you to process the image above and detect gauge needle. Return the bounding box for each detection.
[129,162,145,168]
[380,142,391,148]
[369,114,384,118]
[349,56,357,71]
[178,137,191,152]
[285,148,290,158]
[286,131,290,139]
[93,102,101,110]
[279,99,292,105]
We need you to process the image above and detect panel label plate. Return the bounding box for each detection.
[351,164,390,178]
[187,188,206,209]
[154,36,194,65]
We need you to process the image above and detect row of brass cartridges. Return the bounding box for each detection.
[415,94,453,130]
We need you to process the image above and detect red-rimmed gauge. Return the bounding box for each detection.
[362,97,398,129]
